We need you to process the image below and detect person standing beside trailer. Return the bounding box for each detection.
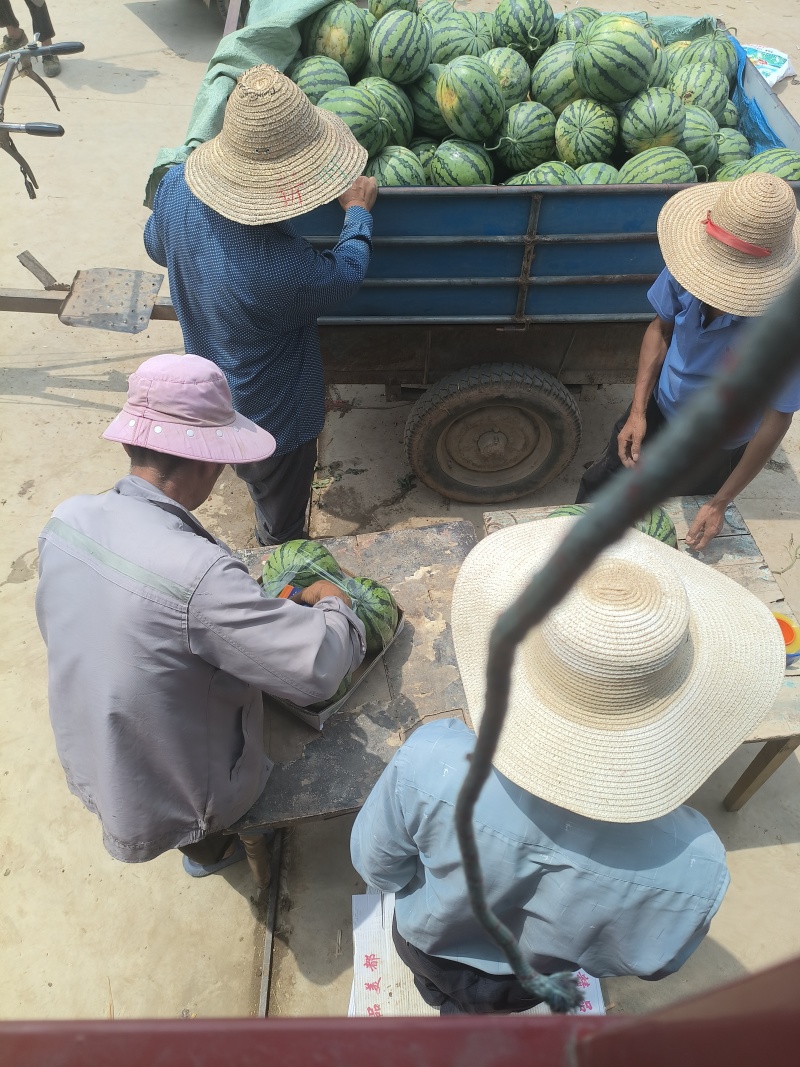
[145,65,378,546]
[576,173,800,549]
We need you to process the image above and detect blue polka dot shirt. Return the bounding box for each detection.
[144,165,373,456]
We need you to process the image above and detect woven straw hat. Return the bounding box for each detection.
[184,65,367,225]
[657,171,800,317]
[451,518,784,823]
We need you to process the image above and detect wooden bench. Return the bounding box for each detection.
[482,498,800,812]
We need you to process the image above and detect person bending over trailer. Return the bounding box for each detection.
[36,354,365,878]
[144,65,377,547]
[576,173,800,549]
[352,518,784,1015]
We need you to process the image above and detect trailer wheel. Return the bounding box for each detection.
[404,363,581,504]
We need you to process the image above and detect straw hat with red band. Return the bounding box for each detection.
[657,171,800,317]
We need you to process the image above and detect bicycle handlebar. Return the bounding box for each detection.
[36,42,85,57]
[24,122,65,136]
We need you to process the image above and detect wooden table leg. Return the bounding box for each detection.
[239,833,271,891]
[723,738,800,812]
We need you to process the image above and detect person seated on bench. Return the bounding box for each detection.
[36,353,365,879]
[352,518,783,1015]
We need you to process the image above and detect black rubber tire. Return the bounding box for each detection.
[404,363,582,504]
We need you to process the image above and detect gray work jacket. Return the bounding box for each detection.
[35,476,365,862]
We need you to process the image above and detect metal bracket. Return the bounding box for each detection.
[58,268,164,334]
[17,250,69,290]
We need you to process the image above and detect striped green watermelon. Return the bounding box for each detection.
[431,11,492,63]
[504,171,534,185]
[664,39,693,75]
[482,47,531,108]
[714,159,749,181]
[547,503,678,547]
[430,139,494,186]
[576,162,619,183]
[290,56,350,106]
[306,672,352,713]
[407,63,450,137]
[303,2,370,77]
[620,88,685,154]
[573,15,655,104]
[261,539,344,595]
[527,161,582,185]
[475,10,496,47]
[364,145,426,186]
[409,135,438,182]
[618,145,697,184]
[494,0,556,63]
[436,56,505,141]
[648,43,670,88]
[419,0,455,23]
[681,30,737,83]
[343,576,399,654]
[369,9,432,85]
[529,41,584,117]
[640,19,665,49]
[678,105,719,171]
[363,10,377,35]
[742,148,800,179]
[715,129,750,169]
[369,0,418,18]
[359,76,414,146]
[494,101,556,172]
[318,86,392,156]
[720,99,739,128]
[555,7,599,42]
[555,98,617,167]
[668,62,729,124]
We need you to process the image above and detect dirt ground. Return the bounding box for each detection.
[2,0,800,1023]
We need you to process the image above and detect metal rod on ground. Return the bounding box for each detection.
[454,269,800,1013]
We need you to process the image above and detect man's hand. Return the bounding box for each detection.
[685,500,727,551]
[299,580,352,609]
[617,411,647,468]
[339,176,378,213]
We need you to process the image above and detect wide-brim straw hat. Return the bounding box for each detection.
[184,64,367,226]
[657,171,800,317]
[451,518,784,823]
[103,353,276,464]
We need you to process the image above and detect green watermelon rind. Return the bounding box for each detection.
[680,30,738,84]
[678,104,719,171]
[364,145,426,186]
[546,504,678,548]
[290,56,350,106]
[430,139,495,186]
[406,62,450,136]
[344,576,400,654]
[620,87,685,155]
[359,76,415,147]
[303,1,370,77]
[494,0,556,62]
[576,161,620,184]
[555,97,618,167]
[495,101,557,172]
[555,7,600,43]
[527,161,582,185]
[481,46,531,109]
[573,14,656,105]
[667,61,729,124]
[409,135,438,182]
[318,85,392,156]
[369,9,433,85]
[618,145,697,184]
[436,55,505,142]
[530,40,584,117]
[741,148,800,180]
[262,540,345,596]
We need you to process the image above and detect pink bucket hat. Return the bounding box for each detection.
[103,354,276,464]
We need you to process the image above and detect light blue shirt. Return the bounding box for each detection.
[351,719,729,979]
[649,268,800,448]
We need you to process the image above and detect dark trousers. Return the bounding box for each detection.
[576,396,747,504]
[0,1,56,39]
[391,917,543,1016]
[178,832,231,866]
[234,437,318,546]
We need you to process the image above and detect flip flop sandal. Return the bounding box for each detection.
[182,837,246,878]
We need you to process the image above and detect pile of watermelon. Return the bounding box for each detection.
[262,539,400,656]
[291,1,800,187]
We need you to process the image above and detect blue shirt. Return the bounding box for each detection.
[649,268,800,448]
[144,166,373,455]
[351,718,729,979]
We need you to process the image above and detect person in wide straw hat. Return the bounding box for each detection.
[144,65,377,547]
[577,172,800,549]
[351,517,784,1014]
[37,354,366,879]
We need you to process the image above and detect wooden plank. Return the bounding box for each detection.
[723,738,800,811]
[232,520,476,832]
